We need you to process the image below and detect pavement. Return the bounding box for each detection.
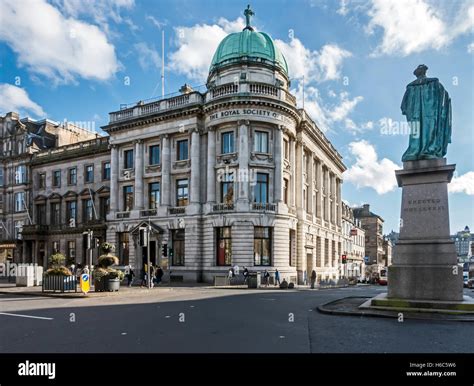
[1,285,474,353]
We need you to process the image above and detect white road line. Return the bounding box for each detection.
[0,312,53,320]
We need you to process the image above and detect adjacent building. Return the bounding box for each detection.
[102,7,346,284]
[21,137,110,267]
[341,202,365,280]
[353,204,385,266]
[0,112,97,264]
[451,226,473,263]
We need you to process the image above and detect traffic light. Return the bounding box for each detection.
[138,226,148,247]
[94,238,100,249]
[83,231,92,249]
[162,243,168,257]
[342,254,347,264]
[168,248,173,258]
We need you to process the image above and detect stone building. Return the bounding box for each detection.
[341,202,365,280]
[353,204,385,266]
[102,7,346,284]
[0,112,97,264]
[21,137,110,267]
[451,226,473,263]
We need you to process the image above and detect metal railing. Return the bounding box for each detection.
[141,209,157,217]
[169,207,186,215]
[212,203,234,212]
[116,212,130,219]
[42,274,78,292]
[251,203,276,212]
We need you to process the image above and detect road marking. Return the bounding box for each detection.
[279,336,285,339]
[165,315,171,318]
[0,312,53,320]
[121,332,127,335]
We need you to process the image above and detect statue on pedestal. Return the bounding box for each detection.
[401,64,452,162]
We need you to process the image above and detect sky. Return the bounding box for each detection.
[0,0,472,234]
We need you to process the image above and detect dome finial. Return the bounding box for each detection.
[243,4,255,31]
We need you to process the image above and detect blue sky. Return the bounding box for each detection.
[0,0,472,234]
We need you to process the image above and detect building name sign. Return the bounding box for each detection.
[208,109,292,123]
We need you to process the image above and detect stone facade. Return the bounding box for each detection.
[0,112,97,263]
[102,29,346,284]
[21,137,110,267]
[341,202,365,280]
[353,204,385,266]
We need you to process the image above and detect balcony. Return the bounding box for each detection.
[251,203,276,212]
[212,203,234,212]
[169,207,186,215]
[141,209,157,217]
[116,211,130,219]
[109,92,204,123]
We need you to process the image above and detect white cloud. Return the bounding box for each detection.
[0,84,45,118]
[328,92,363,121]
[468,42,474,54]
[337,0,350,16]
[344,140,400,194]
[275,38,351,82]
[449,171,474,195]
[0,0,120,84]
[146,15,166,29]
[135,43,161,71]
[366,0,474,56]
[169,17,245,82]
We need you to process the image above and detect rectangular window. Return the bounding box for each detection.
[254,131,268,153]
[83,199,94,222]
[119,233,129,265]
[99,197,110,219]
[85,165,94,183]
[102,162,111,181]
[149,182,160,209]
[36,204,46,225]
[289,229,296,266]
[220,173,234,204]
[149,145,160,165]
[124,149,134,169]
[15,165,27,184]
[216,227,232,266]
[68,241,76,261]
[38,173,46,189]
[254,173,268,203]
[123,185,134,211]
[176,179,188,206]
[0,168,3,186]
[177,139,188,161]
[171,229,185,266]
[50,203,61,225]
[68,168,77,185]
[284,139,289,159]
[254,227,272,266]
[14,220,22,240]
[14,192,25,212]
[66,201,77,225]
[283,178,289,204]
[52,241,59,254]
[52,170,61,187]
[221,132,234,154]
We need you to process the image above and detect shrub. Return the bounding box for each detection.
[101,242,115,254]
[98,254,119,268]
[107,269,125,281]
[45,266,72,276]
[93,268,109,282]
[49,253,66,266]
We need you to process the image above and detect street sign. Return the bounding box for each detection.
[80,273,90,294]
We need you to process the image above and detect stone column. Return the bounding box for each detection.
[161,135,171,207]
[295,139,303,211]
[290,138,296,208]
[337,178,342,226]
[206,128,216,203]
[109,144,119,215]
[274,126,283,203]
[237,120,249,210]
[190,129,200,204]
[316,160,322,219]
[307,155,313,215]
[134,140,144,210]
[295,138,305,284]
[331,174,336,224]
[324,168,330,222]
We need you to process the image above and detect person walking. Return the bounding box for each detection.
[243,267,249,284]
[126,265,135,287]
[155,266,164,285]
[228,268,233,284]
[310,270,317,289]
[141,263,148,288]
[263,269,270,287]
[274,269,281,286]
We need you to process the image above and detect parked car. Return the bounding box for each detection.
[467,278,474,289]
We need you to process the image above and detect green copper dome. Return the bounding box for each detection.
[209,6,288,76]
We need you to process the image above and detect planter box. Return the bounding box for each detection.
[107,278,120,291]
[94,279,107,292]
[43,275,77,292]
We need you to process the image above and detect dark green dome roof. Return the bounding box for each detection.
[209,29,288,76]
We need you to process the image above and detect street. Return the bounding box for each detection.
[1,285,473,353]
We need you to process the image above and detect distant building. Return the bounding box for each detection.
[353,204,385,266]
[0,112,97,263]
[451,226,473,263]
[341,202,365,279]
[386,230,399,246]
[382,237,392,267]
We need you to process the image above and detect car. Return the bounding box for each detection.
[467,278,474,289]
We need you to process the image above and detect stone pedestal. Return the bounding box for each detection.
[388,158,463,302]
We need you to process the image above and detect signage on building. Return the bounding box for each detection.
[350,229,358,236]
[0,243,16,249]
[208,108,292,124]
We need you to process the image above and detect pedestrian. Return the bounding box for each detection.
[141,264,148,288]
[82,265,89,275]
[228,268,233,283]
[149,265,156,288]
[263,269,270,286]
[310,270,317,289]
[234,264,240,276]
[274,269,281,286]
[126,266,135,287]
[155,266,164,285]
[70,263,75,275]
[243,267,249,284]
